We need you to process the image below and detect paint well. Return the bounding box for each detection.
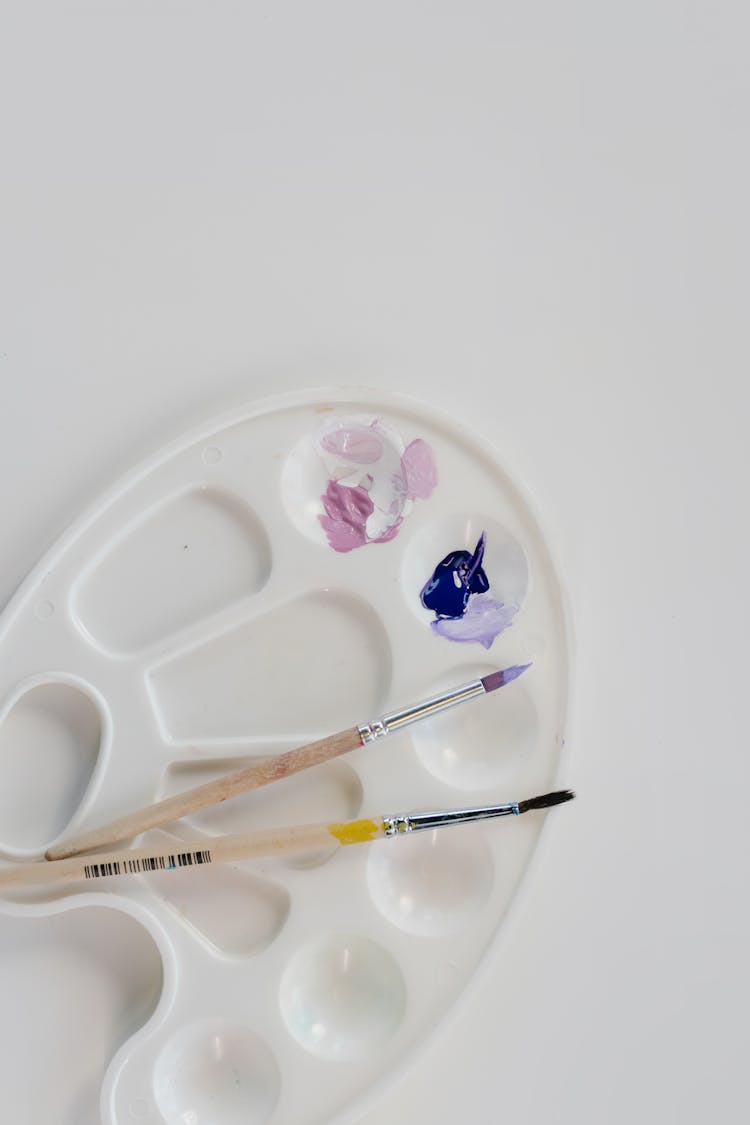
[280,413,437,550]
[420,531,517,648]
[411,666,540,790]
[148,589,392,741]
[315,417,437,552]
[0,681,101,854]
[367,826,493,937]
[74,488,271,654]
[279,935,406,1060]
[154,1022,280,1125]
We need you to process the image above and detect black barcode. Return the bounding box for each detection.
[83,850,212,879]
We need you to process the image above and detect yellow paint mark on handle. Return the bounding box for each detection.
[327,818,383,846]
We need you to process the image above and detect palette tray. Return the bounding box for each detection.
[0,387,569,1125]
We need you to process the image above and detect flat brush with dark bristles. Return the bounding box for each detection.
[46,663,531,861]
[382,789,576,833]
[517,790,575,813]
[1,789,575,890]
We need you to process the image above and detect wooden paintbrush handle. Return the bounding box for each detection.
[45,726,363,861]
[3,816,388,891]
[1,822,347,890]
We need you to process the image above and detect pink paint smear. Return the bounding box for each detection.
[318,430,437,552]
[400,438,438,500]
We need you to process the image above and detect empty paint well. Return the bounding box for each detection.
[149,590,391,742]
[73,488,272,654]
[279,934,407,1061]
[153,1021,281,1125]
[367,824,493,937]
[0,680,102,855]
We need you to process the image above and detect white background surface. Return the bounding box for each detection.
[1,4,748,1123]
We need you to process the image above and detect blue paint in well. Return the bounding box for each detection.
[420,532,489,619]
[420,531,518,648]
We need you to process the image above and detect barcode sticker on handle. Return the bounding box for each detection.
[83,850,212,879]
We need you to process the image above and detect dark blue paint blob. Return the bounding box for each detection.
[420,532,489,619]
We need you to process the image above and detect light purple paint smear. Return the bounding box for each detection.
[431,593,517,649]
[319,481,374,552]
[319,424,384,464]
[400,439,438,500]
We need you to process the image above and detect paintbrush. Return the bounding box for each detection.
[46,665,530,861]
[5,791,574,890]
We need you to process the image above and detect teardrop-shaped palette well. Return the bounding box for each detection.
[73,488,272,655]
[0,680,103,856]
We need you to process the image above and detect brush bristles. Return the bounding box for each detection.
[480,663,531,693]
[517,789,575,814]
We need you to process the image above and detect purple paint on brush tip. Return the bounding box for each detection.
[481,662,531,693]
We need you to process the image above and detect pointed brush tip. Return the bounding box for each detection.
[481,663,532,693]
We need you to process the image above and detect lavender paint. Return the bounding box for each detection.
[431,594,517,649]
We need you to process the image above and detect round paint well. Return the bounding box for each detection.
[410,664,539,791]
[153,1021,281,1125]
[280,413,436,551]
[401,514,529,648]
[367,826,493,937]
[279,934,406,1061]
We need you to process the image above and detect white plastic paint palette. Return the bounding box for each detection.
[0,388,568,1125]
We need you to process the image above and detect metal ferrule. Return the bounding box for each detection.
[383,802,519,837]
[358,678,485,745]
